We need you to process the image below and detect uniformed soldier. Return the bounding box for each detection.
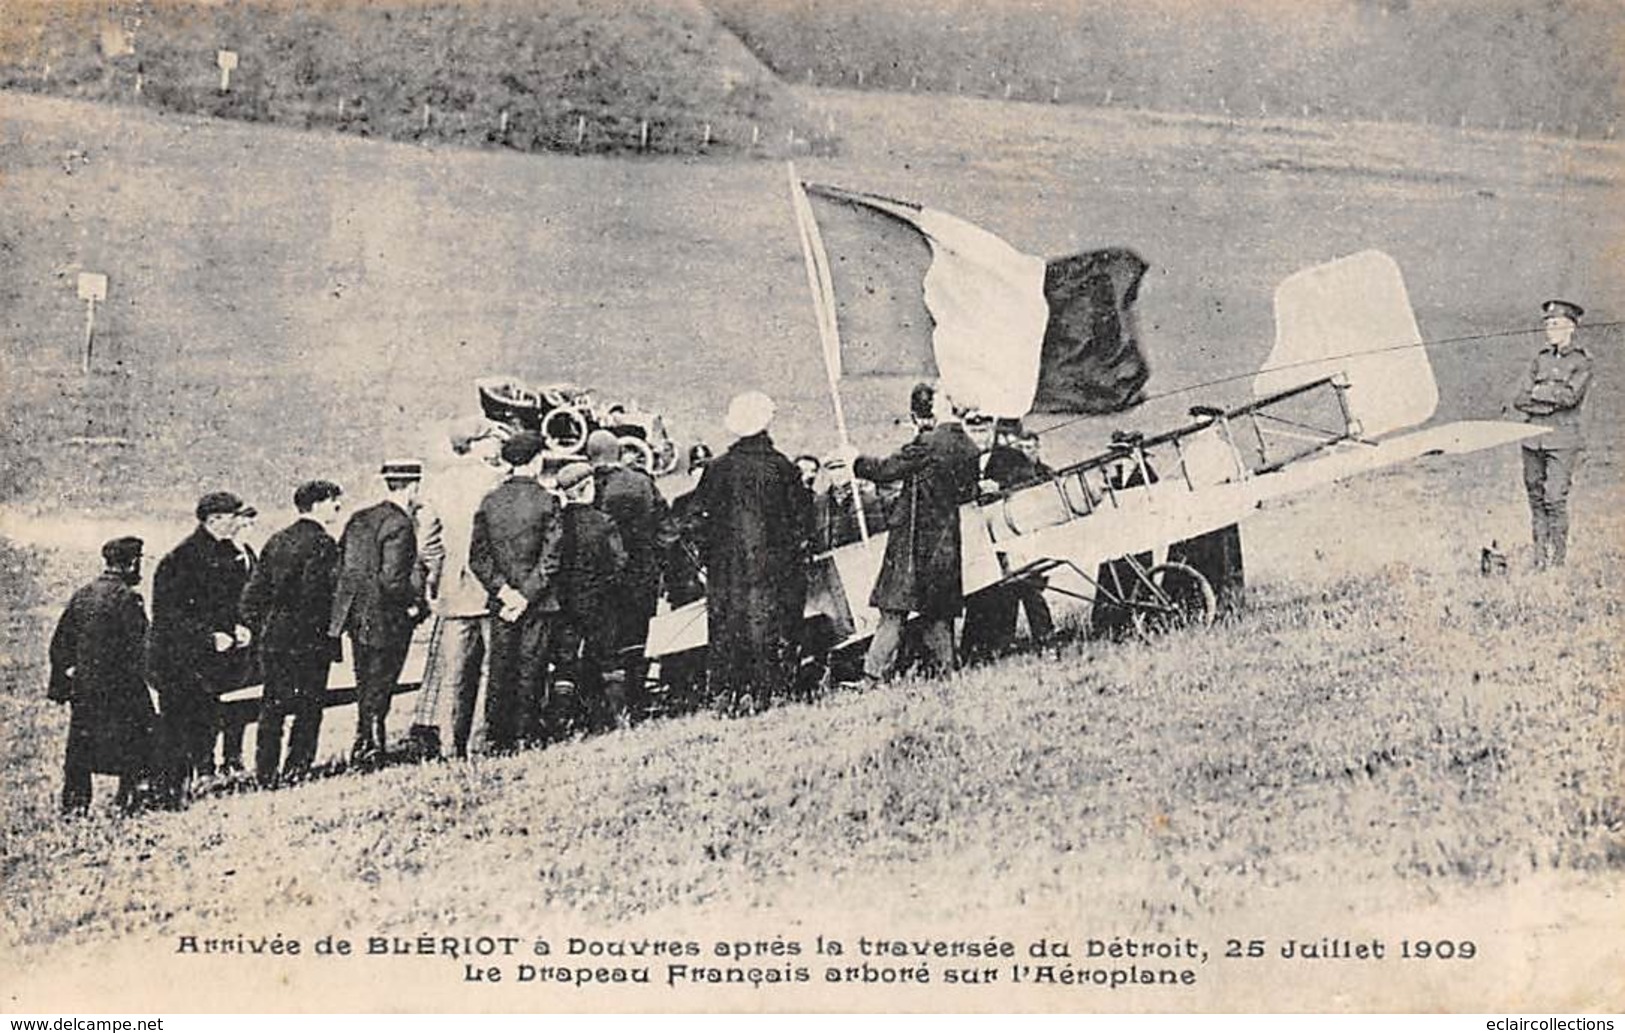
[1507,299,1594,568]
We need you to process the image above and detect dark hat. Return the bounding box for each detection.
[238,504,258,520]
[100,535,143,566]
[500,430,546,467]
[794,453,822,469]
[379,458,424,481]
[555,462,594,491]
[293,479,343,513]
[196,491,248,521]
[1541,299,1584,323]
[909,382,936,421]
[687,442,714,472]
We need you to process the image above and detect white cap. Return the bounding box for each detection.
[723,391,776,438]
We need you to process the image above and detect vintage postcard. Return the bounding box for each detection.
[1,0,1620,1015]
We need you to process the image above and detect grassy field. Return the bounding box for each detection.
[4,548,1621,1010]
[0,0,824,157]
[712,0,1622,139]
[2,85,1623,1011]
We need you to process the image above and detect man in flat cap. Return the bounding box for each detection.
[148,491,255,805]
[847,382,980,682]
[585,428,672,721]
[693,391,814,713]
[49,536,155,815]
[1508,299,1594,568]
[240,480,344,787]
[469,431,562,753]
[330,460,428,768]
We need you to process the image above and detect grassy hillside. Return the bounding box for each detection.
[0,0,828,156]
[3,545,1620,1009]
[1,88,1620,523]
[713,0,1623,139]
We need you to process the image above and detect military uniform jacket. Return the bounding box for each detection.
[854,421,981,617]
[329,500,423,646]
[148,526,250,691]
[1514,343,1592,451]
[469,476,562,613]
[240,517,341,658]
[49,572,156,774]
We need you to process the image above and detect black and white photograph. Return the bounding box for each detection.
[1,0,1620,1015]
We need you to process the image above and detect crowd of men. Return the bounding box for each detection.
[47,381,1063,817]
[45,295,1594,817]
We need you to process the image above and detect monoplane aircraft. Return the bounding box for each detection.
[643,177,1546,657]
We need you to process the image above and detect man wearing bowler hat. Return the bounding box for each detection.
[1508,299,1594,568]
[330,460,428,767]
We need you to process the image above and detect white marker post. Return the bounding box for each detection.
[216,49,238,92]
[77,272,108,375]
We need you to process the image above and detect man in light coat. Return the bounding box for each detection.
[410,419,507,759]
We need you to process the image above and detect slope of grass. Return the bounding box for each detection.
[0,0,828,156]
[5,545,1619,979]
[713,0,1622,139]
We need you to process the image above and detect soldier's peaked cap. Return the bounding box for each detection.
[1542,299,1584,322]
[101,535,143,565]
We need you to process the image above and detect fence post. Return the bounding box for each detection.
[576,115,586,148]
[640,120,649,151]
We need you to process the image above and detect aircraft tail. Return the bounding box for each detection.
[1255,249,1439,438]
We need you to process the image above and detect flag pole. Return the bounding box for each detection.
[787,162,869,543]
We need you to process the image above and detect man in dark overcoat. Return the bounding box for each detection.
[551,462,628,732]
[961,419,1055,663]
[659,443,714,708]
[240,480,344,787]
[49,536,155,815]
[694,391,814,713]
[851,382,980,681]
[469,431,562,752]
[329,460,427,768]
[585,429,671,719]
[148,491,254,804]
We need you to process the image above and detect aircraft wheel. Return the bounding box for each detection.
[1128,561,1216,639]
[542,405,589,454]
